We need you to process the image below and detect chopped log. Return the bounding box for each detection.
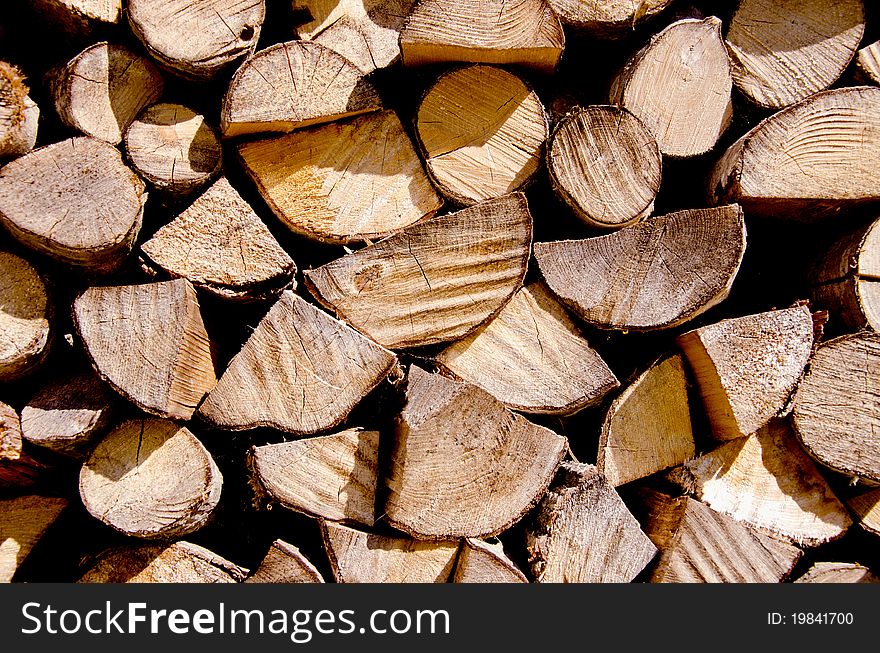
[792,332,880,482]
[0,61,39,160]
[79,418,222,539]
[0,251,51,382]
[794,562,878,584]
[416,65,548,205]
[47,42,164,145]
[237,110,442,244]
[609,17,732,158]
[0,496,67,583]
[847,488,880,537]
[0,137,146,271]
[304,193,531,349]
[140,177,296,302]
[245,540,324,583]
[534,204,746,331]
[320,521,459,583]
[198,291,396,434]
[677,306,814,440]
[726,0,864,109]
[128,0,265,80]
[250,428,379,526]
[30,1,122,35]
[79,541,247,583]
[547,105,661,229]
[548,0,674,38]
[399,0,564,73]
[73,279,216,421]
[385,366,567,539]
[453,539,528,583]
[0,401,50,488]
[220,41,382,138]
[436,282,619,415]
[597,354,695,487]
[856,41,880,85]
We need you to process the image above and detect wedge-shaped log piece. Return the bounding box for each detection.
[79,542,247,583]
[848,488,880,537]
[251,428,379,526]
[305,194,531,349]
[677,306,814,440]
[792,333,880,482]
[535,205,745,331]
[0,252,51,382]
[0,61,39,160]
[141,178,296,302]
[238,110,442,244]
[436,282,618,414]
[386,367,565,539]
[199,292,396,434]
[857,41,880,85]
[548,0,673,38]
[0,402,50,489]
[73,279,216,420]
[598,354,695,487]
[321,521,459,583]
[399,0,564,72]
[246,540,324,583]
[794,562,878,584]
[453,539,528,583]
[0,137,146,271]
[0,496,67,583]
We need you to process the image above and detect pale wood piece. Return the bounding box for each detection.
[251,428,379,526]
[385,366,567,539]
[221,41,382,138]
[246,540,324,583]
[792,332,880,483]
[726,0,864,109]
[598,354,695,487]
[0,401,50,489]
[79,541,247,583]
[30,1,122,34]
[436,282,618,415]
[0,252,51,382]
[856,41,880,85]
[304,194,531,349]
[534,204,746,331]
[794,562,878,584]
[0,401,20,462]
[128,0,265,80]
[847,488,880,537]
[198,291,396,434]
[453,539,528,583]
[677,306,814,440]
[321,521,459,583]
[399,0,564,73]
[0,496,67,583]
[140,177,296,302]
[73,279,216,421]
[0,137,146,271]
[237,110,442,244]
[416,65,548,205]
[548,0,673,38]
[0,62,39,160]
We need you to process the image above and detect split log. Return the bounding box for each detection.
[0,137,146,271]
[29,1,122,35]
[794,562,878,584]
[547,105,661,229]
[435,282,618,415]
[385,366,567,539]
[0,62,39,160]
[534,204,746,331]
[237,110,442,244]
[47,42,164,145]
[198,291,397,434]
[792,332,880,482]
[250,428,379,526]
[547,0,674,38]
[677,305,814,440]
[140,177,296,302]
[73,279,216,421]
[597,354,695,487]
[79,542,247,583]
[79,418,222,539]
[726,0,864,109]
[415,65,548,205]
[0,496,67,583]
[245,540,324,583]
[453,539,528,584]
[856,41,880,85]
[304,193,531,349]
[399,0,565,73]
[0,251,51,382]
[847,489,880,537]
[609,17,732,158]
[0,401,50,488]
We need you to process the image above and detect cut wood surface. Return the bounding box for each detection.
[597,354,695,487]
[794,562,878,584]
[415,65,548,205]
[78,541,247,583]
[453,538,528,583]
[321,521,459,583]
[847,488,880,537]
[547,105,661,229]
[31,1,121,34]
[80,418,222,539]
[0,61,39,160]
[385,366,567,539]
[0,401,50,488]
[245,540,324,583]
[0,401,20,462]
[0,495,67,583]
[399,0,564,72]
[677,305,814,440]
[726,0,864,109]
[140,177,296,302]
[525,463,657,583]
[534,204,746,331]
[609,17,732,157]
[548,0,673,37]
[857,41,880,85]
[0,251,51,382]
[220,41,382,138]
[73,279,216,421]
[0,137,146,271]
[304,193,531,349]
[237,110,442,244]
[436,282,618,415]
[198,291,396,434]
[251,428,379,526]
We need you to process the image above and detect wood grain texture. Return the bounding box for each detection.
[548,0,673,37]
[79,541,247,583]
[0,401,50,489]
[847,488,880,537]
[245,540,324,583]
[794,562,878,584]
[0,61,38,160]
[0,401,20,462]
[30,1,122,34]
[304,193,531,349]
[857,41,880,85]
[0,496,67,583]
[0,252,51,382]
[453,538,528,583]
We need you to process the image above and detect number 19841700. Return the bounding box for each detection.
[768,613,854,625]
